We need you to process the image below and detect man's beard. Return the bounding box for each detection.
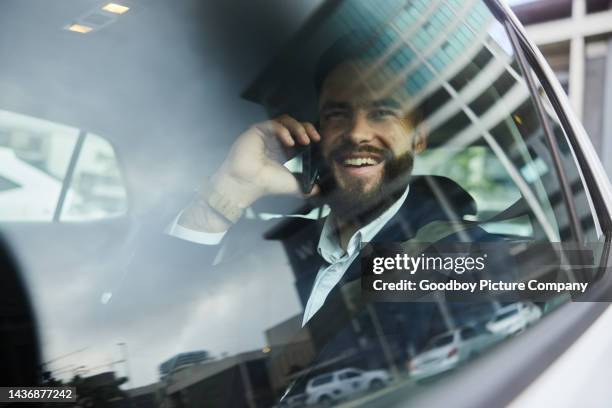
[319,145,414,223]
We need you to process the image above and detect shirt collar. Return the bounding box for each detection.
[317,185,410,264]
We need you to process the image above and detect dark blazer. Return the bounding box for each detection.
[258,175,515,398]
[165,175,513,400]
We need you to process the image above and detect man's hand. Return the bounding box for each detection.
[178,115,321,232]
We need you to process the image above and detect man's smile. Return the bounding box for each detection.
[334,152,385,178]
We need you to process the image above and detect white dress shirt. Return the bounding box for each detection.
[165,186,410,327]
[301,186,410,326]
[165,210,227,245]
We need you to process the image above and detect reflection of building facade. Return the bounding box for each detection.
[71,371,129,406]
[265,314,317,393]
[513,0,612,179]
[159,350,211,379]
[126,383,163,408]
[160,351,274,408]
[248,0,599,390]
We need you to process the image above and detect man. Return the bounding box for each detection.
[167,34,489,397]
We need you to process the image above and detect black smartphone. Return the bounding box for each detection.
[300,143,321,194]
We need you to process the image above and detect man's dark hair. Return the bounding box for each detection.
[314,31,373,95]
[313,30,425,125]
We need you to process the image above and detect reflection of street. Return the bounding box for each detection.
[335,368,458,408]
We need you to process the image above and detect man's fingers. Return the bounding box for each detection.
[257,116,320,150]
[276,115,311,145]
[255,121,295,147]
[261,165,321,199]
[303,122,321,142]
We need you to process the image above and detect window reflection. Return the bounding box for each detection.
[24,0,606,407]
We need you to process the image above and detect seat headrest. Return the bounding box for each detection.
[409,175,477,218]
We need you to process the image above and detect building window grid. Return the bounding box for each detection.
[321,0,532,153]
[408,0,428,14]
[392,1,498,115]
[359,0,443,83]
[439,3,454,20]
[390,0,478,62]
[446,0,463,10]
[330,0,482,111]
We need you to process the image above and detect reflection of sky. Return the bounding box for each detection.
[0,0,552,392]
[0,0,324,392]
[6,220,302,387]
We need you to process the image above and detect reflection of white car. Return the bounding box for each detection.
[486,302,542,337]
[305,368,391,406]
[0,147,63,221]
[409,326,503,381]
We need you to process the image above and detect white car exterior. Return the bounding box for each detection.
[409,326,503,381]
[305,367,391,406]
[486,302,542,337]
[0,147,85,221]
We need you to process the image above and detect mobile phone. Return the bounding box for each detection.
[300,143,321,194]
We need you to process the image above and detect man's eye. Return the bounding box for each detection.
[323,111,349,121]
[370,109,397,119]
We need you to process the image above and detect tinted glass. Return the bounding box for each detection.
[2,0,608,407]
[430,334,455,348]
[311,374,333,386]
[495,309,519,321]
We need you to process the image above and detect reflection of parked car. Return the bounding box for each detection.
[305,368,391,406]
[486,302,542,337]
[409,326,503,381]
[0,147,90,221]
[278,392,307,408]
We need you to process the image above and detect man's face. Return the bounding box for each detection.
[318,61,424,212]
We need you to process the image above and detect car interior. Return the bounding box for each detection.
[1,0,612,407]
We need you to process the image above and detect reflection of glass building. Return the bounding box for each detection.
[159,350,211,379]
[160,351,274,408]
[512,0,612,175]
[253,0,508,382]
[249,0,601,390]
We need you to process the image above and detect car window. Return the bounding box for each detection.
[339,371,361,379]
[495,309,519,321]
[0,109,127,222]
[461,327,477,339]
[3,0,609,407]
[311,374,333,386]
[427,333,454,349]
[0,174,21,192]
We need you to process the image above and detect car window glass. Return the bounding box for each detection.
[461,327,477,339]
[0,110,127,222]
[5,0,608,407]
[344,371,361,378]
[428,333,454,349]
[496,308,519,321]
[312,375,333,386]
[60,134,128,221]
[0,110,78,221]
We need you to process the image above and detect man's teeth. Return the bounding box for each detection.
[343,157,379,166]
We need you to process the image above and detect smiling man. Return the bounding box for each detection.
[169,33,435,323]
[167,33,496,398]
[315,57,425,232]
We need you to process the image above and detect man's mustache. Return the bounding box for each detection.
[329,142,393,162]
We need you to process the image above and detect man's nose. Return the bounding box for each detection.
[345,111,374,144]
